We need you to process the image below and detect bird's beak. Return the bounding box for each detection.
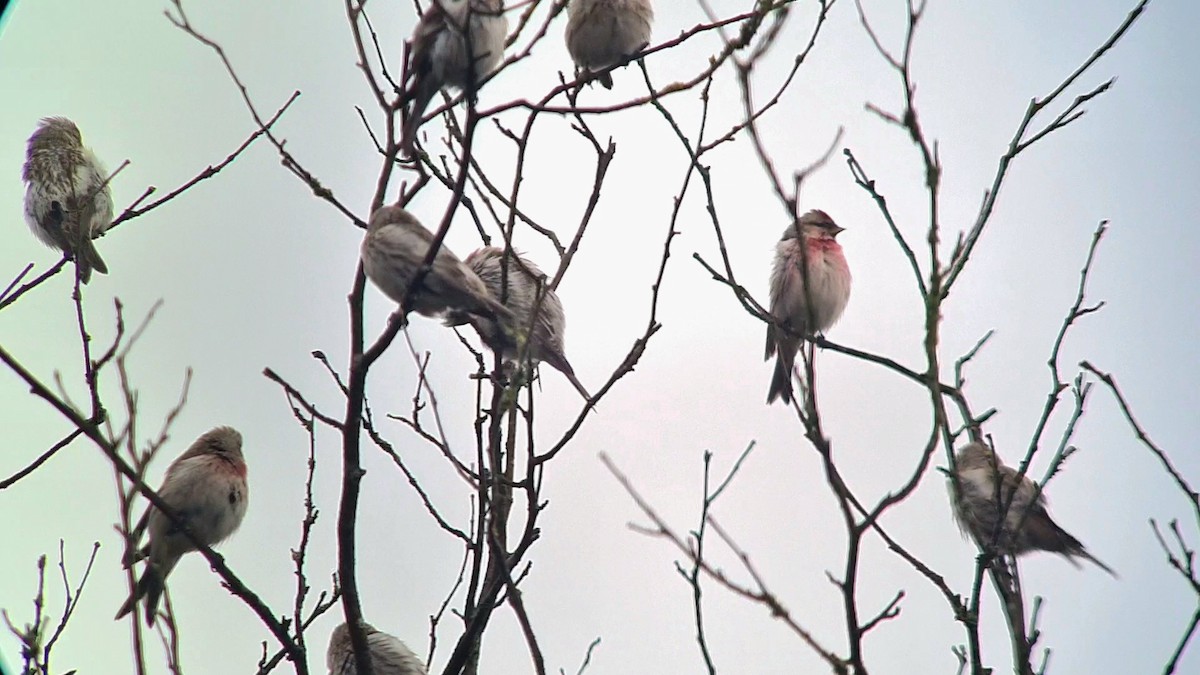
[935,466,952,477]
[832,225,846,237]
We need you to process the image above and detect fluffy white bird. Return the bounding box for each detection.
[400,0,508,155]
[765,209,851,404]
[361,205,512,322]
[115,427,249,625]
[327,622,428,675]
[950,442,1115,575]
[565,0,654,89]
[445,246,590,398]
[22,117,115,283]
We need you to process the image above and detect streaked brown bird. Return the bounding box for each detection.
[22,117,114,283]
[565,0,654,89]
[765,209,851,404]
[400,0,508,155]
[949,441,1115,576]
[115,427,249,625]
[327,621,428,675]
[445,246,590,398]
[361,206,512,323]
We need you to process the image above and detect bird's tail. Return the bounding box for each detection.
[767,339,797,404]
[1077,549,1118,578]
[114,566,165,626]
[400,84,437,158]
[563,368,591,401]
[70,198,107,284]
[538,347,590,400]
[1030,514,1119,578]
[77,238,108,284]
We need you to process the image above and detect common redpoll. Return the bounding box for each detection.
[565,0,654,89]
[327,621,428,675]
[361,206,512,322]
[950,442,1115,575]
[400,0,508,155]
[765,209,851,404]
[115,426,249,625]
[445,247,590,398]
[22,117,114,283]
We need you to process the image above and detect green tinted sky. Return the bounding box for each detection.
[1,1,1198,673]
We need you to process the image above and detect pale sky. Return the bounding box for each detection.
[2,1,1199,674]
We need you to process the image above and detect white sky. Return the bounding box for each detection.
[1,1,1198,674]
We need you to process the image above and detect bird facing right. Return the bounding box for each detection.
[400,0,508,155]
[764,209,851,405]
[949,441,1115,575]
[565,0,654,89]
[115,426,249,625]
[360,205,513,323]
[327,621,428,675]
[445,246,590,399]
[22,117,115,284]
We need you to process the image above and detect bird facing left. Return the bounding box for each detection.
[22,117,115,284]
[115,426,249,625]
[360,205,513,323]
[949,441,1116,576]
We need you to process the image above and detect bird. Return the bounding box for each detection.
[360,205,513,323]
[565,0,654,89]
[764,209,851,404]
[445,246,590,399]
[22,117,115,284]
[949,441,1116,576]
[115,427,249,625]
[400,0,508,155]
[327,621,428,675]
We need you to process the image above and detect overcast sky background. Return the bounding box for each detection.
[2,0,1198,673]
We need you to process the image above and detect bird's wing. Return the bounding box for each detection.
[83,154,116,235]
[998,464,1046,508]
[367,631,428,674]
[69,195,97,259]
[404,2,450,96]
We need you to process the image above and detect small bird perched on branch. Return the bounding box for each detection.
[22,117,115,283]
[949,441,1116,576]
[115,426,250,625]
[361,205,513,323]
[400,0,508,156]
[445,246,590,399]
[565,0,654,89]
[327,621,428,675]
[765,209,851,404]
